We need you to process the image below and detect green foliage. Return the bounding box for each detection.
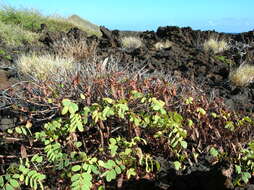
[210,147,219,157]
[0,49,11,60]
[234,165,252,185]
[18,164,46,190]
[196,107,206,116]
[0,175,20,190]
[62,99,79,115]
[234,141,254,185]
[173,161,182,171]
[99,160,124,182]
[0,6,101,35]
[4,89,254,189]
[31,96,162,189]
[215,56,234,65]
[0,20,39,46]
[71,172,92,190]
[0,158,46,190]
[108,138,118,157]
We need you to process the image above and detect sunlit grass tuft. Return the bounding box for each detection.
[229,64,254,86]
[121,36,143,49]
[203,38,229,54]
[17,54,75,81]
[154,40,173,50]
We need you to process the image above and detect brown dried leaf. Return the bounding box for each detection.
[20,144,27,159]
[134,125,141,137]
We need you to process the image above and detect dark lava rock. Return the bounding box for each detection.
[0,117,17,131]
[39,31,66,46]
[67,27,88,40]
[164,163,234,190]
[99,26,120,48]
[0,70,11,90]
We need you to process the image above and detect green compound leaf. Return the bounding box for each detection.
[105,170,116,182]
[98,186,105,190]
[81,173,92,183]
[5,183,15,190]
[242,172,251,184]
[12,174,20,179]
[62,99,79,115]
[173,161,181,171]
[115,166,122,175]
[109,138,117,145]
[0,176,4,186]
[126,168,136,179]
[9,179,20,188]
[103,98,115,104]
[72,165,81,172]
[235,165,241,174]
[15,127,22,134]
[61,106,69,115]
[71,174,80,182]
[180,141,188,149]
[69,104,79,114]
[210,147,219,157]
[196,107,206,115]
[71,172,92,190]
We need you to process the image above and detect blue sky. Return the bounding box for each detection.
[1,0,254,33]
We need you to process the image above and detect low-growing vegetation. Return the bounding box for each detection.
[203,38,229,54]
[229,64,254,86]
[17,53,75,81]
[0,20,39,46]
[215,55,235,65]
[0,6,100,46]
[154,40,172,50]
[0,6,100,35]
[1,50,254,189]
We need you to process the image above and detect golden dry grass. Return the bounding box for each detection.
[203,38,229,54]
[17,54,75,80]
[154,40,173,50]
[229,64,254,86]
[121,36,143,49]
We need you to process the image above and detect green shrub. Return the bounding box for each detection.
[0,6,100,35]
[0,20,39,46]
[3,50,254,188]
[0,6,44,31]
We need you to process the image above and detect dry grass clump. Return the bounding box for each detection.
[17,53,75,81]
[52,39,97,61]
[229,64,254,86]
[121,36,143,49]
[0,21,39,46]
[154,40,173,50]
[203,38,229,54]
